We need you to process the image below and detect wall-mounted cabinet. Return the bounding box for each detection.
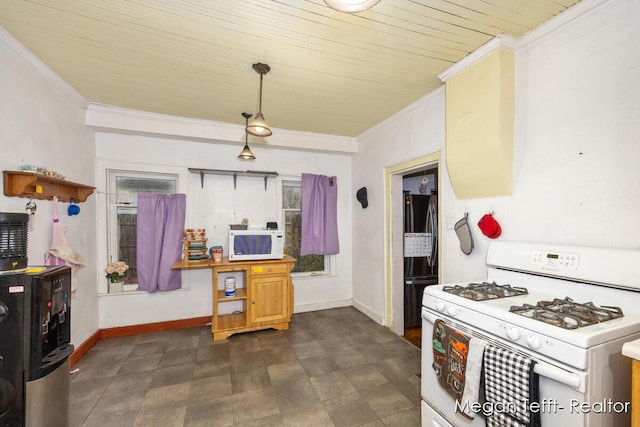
[3,170,95,202]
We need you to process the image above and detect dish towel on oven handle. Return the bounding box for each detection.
[432,319,488,419]
[483,345,541,427]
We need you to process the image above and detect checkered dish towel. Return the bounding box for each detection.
[483,345,541,427]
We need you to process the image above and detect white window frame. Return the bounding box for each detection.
[276,176,336,278]
[96,161,188,295]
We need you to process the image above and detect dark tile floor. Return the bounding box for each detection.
[70,307,422,426]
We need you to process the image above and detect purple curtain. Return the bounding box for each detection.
[301,173,339,255]
[136,193,186,293]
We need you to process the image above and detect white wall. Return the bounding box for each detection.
[352,0,640,325]
[0,29,98,347]
[3,0,638,344]
[95,130,353,328]
[351,88,447,323]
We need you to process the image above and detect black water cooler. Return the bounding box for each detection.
[0,213,74,426]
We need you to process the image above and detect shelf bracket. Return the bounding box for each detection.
[188,168,279,191]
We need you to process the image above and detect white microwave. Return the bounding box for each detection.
[228,229,284,261]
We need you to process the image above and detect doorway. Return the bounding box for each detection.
[402,168,438,348]
[383,153,441,348]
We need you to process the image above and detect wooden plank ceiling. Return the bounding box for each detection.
[0,0,581,137]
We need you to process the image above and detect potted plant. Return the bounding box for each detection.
[105,261,129,293]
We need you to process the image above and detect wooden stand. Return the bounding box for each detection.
[171,256,295,340]
[182,239,208,263]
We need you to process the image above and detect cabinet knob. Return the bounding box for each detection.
[252,300,256,304]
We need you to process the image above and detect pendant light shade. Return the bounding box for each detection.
[238,112,256,160]
[324,0,380,13]
[246,63,272,137]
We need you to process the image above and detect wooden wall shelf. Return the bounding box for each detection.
[3,170,95,202]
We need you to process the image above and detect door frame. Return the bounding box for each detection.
[384,153,441,335]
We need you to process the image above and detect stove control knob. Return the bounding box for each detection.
[527,335,541,349]
[446,306,458,317]
[507,327,521,341]
[435,301,446,312]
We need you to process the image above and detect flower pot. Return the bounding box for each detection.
[109,281,123,293]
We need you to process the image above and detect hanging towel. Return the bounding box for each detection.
[432,319,487,419]
[45,196,86,292]
[459,337,488,419]
[483,345,541,427]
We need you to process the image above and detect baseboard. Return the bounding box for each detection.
[99,316,211,339]
[351,300,385,326]
[71,316,211,366]
[70,330,100,367]
[294,298,352,313]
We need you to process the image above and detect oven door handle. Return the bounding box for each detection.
[533,362,581,388]
[421,308,582,389]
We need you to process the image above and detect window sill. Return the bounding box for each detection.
[291,272,333,280]
[98,286,190,296]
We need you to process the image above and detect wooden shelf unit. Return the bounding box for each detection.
[3,170,95,202]
[172,256,295,340]
[182,239,208,263]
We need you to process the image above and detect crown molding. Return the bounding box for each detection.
[517,0,610,50]
[0,26,86,105]
[85,103,357,154]
[358,85,445,139]
[438,35,516,83]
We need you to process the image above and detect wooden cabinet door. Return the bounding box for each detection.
[249,275,289,325]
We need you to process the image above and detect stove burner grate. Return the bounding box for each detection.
[443,281,528,301]
[510,297,623,329]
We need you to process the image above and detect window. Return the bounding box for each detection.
[107,171,178,288]
[281,180,327,274]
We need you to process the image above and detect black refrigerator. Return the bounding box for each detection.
[404,193,438,327]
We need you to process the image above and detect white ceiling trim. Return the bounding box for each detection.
[517,0,610,50]
[0,26,85,105]
[358,85,445,140]
[85,103,358,154]
[438,34,516,82]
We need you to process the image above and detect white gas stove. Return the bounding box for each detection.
[421,241,640,427]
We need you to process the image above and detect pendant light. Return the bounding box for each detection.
[324,0,380,13]
[246,63,272,137]
[238,112,256,160]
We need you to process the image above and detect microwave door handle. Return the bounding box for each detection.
[421,308,582,390]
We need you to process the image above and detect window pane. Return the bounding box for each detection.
[284,210,301,261]
[109,173,178,290]
[282,184,301,209]
[117,210,137,285]
[283,186,325,274]
[115,176,176,204]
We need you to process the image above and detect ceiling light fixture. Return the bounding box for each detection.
[246,63,272,137]
[238,112,256,160]
[323,0,380,13]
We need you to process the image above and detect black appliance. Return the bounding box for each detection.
[0,265,73,427]
[403,193,438,327]
[0,213,29,272]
